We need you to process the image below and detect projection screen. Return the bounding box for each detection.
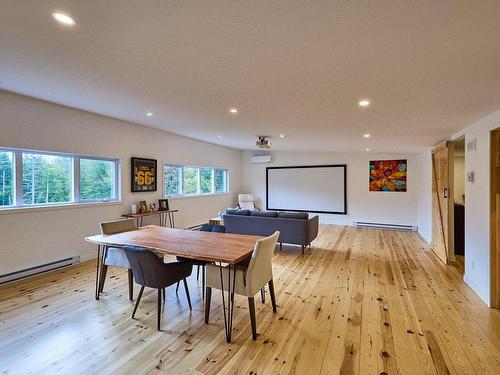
[266,165,347,214]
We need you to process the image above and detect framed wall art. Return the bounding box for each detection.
[131,157,157,192]
[369,159,407,192]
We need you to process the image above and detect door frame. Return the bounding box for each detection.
[490,128,500,308]
[432,142,451,263]
[448,136,466,264]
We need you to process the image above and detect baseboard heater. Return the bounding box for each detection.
[0,256,80,284]
[353,221,417,231]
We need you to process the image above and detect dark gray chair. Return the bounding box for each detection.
[176,224,225,298]
[123,246,193,331]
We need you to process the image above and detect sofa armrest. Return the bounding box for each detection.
[307,215,319,244]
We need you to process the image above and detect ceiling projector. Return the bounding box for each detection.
[256,136,272,149]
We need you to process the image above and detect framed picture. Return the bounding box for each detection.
[139,200,148,213]
[369,159,407,192]
[158,199,169,211]
[131,157,157,192]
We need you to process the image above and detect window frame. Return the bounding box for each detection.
[77,156,119,203]
[0,150,15,207]
[164,164,229,198]
[0,146,121,210]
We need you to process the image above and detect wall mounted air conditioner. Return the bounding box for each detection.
[250,155,272,164]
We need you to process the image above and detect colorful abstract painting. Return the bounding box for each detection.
[369,160,407,191]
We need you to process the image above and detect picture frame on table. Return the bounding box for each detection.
[158,199,169,211]
[139,200,148,213]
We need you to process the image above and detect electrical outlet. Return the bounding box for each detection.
[471,261,475,270]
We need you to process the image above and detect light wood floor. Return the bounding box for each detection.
[1,225,500,374]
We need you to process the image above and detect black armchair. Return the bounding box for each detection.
[123,246,193,331]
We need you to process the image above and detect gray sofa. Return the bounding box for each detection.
[222,209,319,254]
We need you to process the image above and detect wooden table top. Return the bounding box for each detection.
[85,225,262,264]
[122,209,178,218]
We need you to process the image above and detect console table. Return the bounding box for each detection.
[122,209,178,228]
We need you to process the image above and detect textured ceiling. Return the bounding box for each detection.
[1,1,500,153]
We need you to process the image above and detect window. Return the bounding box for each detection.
[183,167,199,195]
[0,147,120,209]
[80,158,116,201]
[200,168,213,194]
[0,151,14,206]
[164,165,228,197]
[214,169,227,193]
[165,166,182,196]
[22,153,73,205]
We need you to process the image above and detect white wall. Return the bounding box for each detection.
[456,109,500,305]
[0,91,242,274]
[241,151,419,227]
[416,108,500,305]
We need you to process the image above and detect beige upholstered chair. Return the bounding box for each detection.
[238,194,259,210]
[205,231,279,340]
[98,218,137,300]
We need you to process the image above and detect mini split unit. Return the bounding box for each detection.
[250,155,272,164]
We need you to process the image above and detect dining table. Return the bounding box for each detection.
[85,225,262,343]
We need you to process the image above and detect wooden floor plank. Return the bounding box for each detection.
[1,225,500,374]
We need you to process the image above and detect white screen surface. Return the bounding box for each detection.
[266,165,346,214]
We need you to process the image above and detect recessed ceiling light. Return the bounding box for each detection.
[358,99,370,107]
[218,135,223,138]
[229,107,238,114]
[52,12,76,26]
[280,134,285,138]
[146,112,153,117]
[363,133,371,138]
[365,148,370,151]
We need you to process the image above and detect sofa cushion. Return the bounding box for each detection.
[250,210,278,217]
[226,208,251,216]
[277,211,309,220]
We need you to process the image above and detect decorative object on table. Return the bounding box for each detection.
[121,209,179,228]
[131,204,138,214]
[131,157,157,192]
[369,159,407,192]
[158,199,169,211]
[149,203,157,211]
[139,200,148,213]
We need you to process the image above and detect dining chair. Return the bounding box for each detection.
[98,218,137,300]
[204,231,279,340]
[123,245,193,331]
[176,223,225,299]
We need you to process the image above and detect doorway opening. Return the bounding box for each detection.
[450,138,465,275]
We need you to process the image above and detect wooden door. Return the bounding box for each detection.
[432,144,449,263]
[491,129,500,308]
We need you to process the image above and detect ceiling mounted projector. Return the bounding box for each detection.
[256,136,272,149]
